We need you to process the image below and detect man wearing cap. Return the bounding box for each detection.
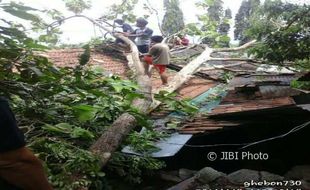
[143,35,170,85]
[0,97,53,190]
[126,18,153,53]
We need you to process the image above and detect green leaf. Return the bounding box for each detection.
[24,39,47,50]
[111,83,124,93]
[72,105,98,122]
[42,123,73,134]
[3,8,39,22]
[71,127,94,140]
[9,2,38,11]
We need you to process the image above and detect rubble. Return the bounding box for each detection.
[166,167,310,190]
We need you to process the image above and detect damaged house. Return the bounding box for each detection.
[43,44,310,189]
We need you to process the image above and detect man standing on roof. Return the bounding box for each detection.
[143,35,170,85]
[114,19,134,44]
[125,18,153,53]
[0,97,53,190]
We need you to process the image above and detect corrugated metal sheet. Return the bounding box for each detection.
[228,74,299,89]
[209,97,295,115]
[297,104,310,112]
[259,86,300,98]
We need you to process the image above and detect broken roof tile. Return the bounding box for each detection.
[209,97,295,116]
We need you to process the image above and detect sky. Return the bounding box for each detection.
[2,0,309,44]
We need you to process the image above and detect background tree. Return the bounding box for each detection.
[100,0,139,23]
[246,0,310,70]
[234,0,260,45]
[218,8,232,47]
[162,0,185,36]
[218,8,231,35]
[64,0,91,14]
[193,0,231,47]
[206,0,223,22]
[198,0,223,46]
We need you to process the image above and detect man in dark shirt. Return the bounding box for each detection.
[114,19,133,33]
[126,18,153,53]
[0,97,53,190]
[114,19,134,44]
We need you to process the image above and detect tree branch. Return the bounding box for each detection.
[213,40,257,52]
[154,40,260,96]
[47,14,145,75]
[208,57,261,63]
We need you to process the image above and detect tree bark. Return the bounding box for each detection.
[90,31,153,167]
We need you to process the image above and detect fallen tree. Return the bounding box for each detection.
[91,39,257,166]
[47,13,257,167]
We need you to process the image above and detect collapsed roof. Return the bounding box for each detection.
[41,44,309,136]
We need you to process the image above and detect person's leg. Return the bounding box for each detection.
[0,147,53,190]
[160,72,168,85]
[143,55,153,77]
[148,65,154,78]
[155,65,168,85]
[144,62,152,77]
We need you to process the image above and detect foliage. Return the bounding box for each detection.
[234,0,260,45]
[1,2,207,188]
[291,80,310,91]
[100,0,138,23]
[64,0,92,14]
[218,8,232,47]
[155,91,199,115]
[106,91,199,184]
[126,129,168,154]
[190,0,231,47]
[219,71,234,83]
[246,0,310,68]
[31,139,104,189]
[79,44,91,65]
[108,152,165,184]
[0,2,145,188]
[162,0,185,36]
[0,2,64,46]
[2,61,147,189]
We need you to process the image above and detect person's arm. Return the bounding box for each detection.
[142,28,153,38]
[148,45,157,56]
[126,28,153,37]
[124,29,138,37]
[123,24,133,33]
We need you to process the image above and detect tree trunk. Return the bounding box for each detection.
[89,27,153,166]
